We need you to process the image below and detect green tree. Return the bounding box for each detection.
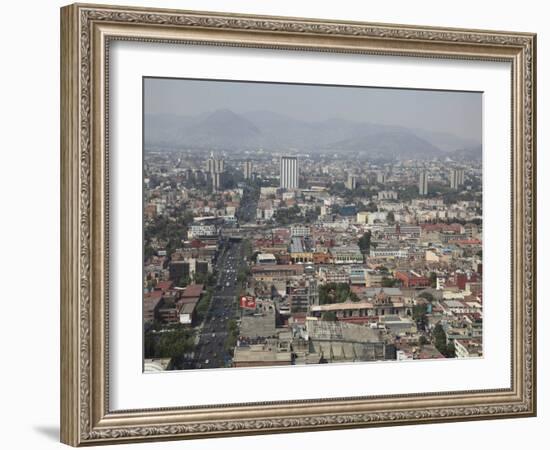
[144,244,155,260]
[194,271,216,286]
[195,291,212,323]
[243,240,253,260]
[446,341,456,358]
[319,283,352,305]
[273,205,302,225]
[429,272,437,288]
[418,291,434,303]
[358,231,372,253]
[144,324,195,366]
[224,319,240,356]
[237,266,251,285]
[322,311,337,321]
[365,202,378,212]
[433,324,454,357]
[178,275,191,288]
[412,304,428,322]
[381,277,398,288]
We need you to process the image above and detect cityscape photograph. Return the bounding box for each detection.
[142,78,483,372]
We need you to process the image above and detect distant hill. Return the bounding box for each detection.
[144,108,481,159]
[327,131,443,158]
[182,109,261,148]
[411,129,479,153]
[449,146,483,161]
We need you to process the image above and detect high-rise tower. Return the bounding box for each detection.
[206,152,225,190]
[243,161,253,180]
[450,169,465,190]
[418,170,428,196]
[280,156,299,190]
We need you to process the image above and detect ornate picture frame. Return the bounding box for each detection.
[60,3,536,446]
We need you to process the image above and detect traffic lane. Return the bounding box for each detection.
[195,340,227,367]
[195,304,235,361]
[192,240,245,367]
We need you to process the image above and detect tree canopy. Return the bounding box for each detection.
[144,324,195,366]
[358,231,372,253]
[433,324,455,358]
[319,283,354,305]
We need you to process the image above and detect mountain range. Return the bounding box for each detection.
[144,109,481,159]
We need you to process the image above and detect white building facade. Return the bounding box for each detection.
[280,156,299,190]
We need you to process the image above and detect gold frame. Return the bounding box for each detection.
[60,3,537,446]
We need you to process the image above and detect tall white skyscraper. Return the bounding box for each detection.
[206,156,214,174]
[450,169,465,190]
[346,173,357,190]
[243,161,253,179]
[215,158,224,174]
[418,170,428,196]
[280,156,299,189]
[206,152,225,191]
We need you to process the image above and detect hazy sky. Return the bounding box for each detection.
[144,77,482,142]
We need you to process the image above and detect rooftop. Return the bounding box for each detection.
[233,344,292,364]
[182,284,204,298]
[290,237,305,253]
[307,320,382,343]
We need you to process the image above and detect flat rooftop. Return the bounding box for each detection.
[290,237,305,253]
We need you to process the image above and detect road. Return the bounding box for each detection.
[237,185,259,224]
[190,239,246,369]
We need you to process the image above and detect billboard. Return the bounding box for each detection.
[239,295,256,309]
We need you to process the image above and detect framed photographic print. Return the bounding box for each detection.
[60,3,537,446]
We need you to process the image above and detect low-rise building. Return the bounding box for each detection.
[356,211,369,224]
[395,270,430,288]
[306,320,392,363]
[290,225,311,237]
[252,264,305,282]
[310,289,413,323]
[256,253,277,264]
[188,224,217,239]
[232,339,293,368]
[144,358,172,372]
[369,247,408,258]
[318,265,349,284]
[289,237,313,263]
[143,291,163,323]
[454,339,483,358]
[330,244,363,264]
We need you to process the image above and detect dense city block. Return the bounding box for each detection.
[143,149,483,371]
